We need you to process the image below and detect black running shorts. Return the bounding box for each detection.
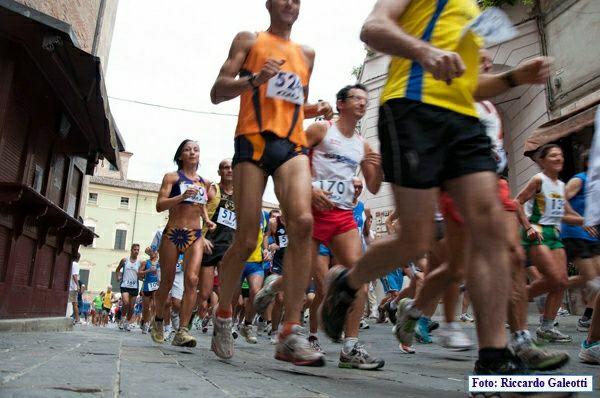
[563,238,600,261]
[378,98,496,189]
[233,132,308,176]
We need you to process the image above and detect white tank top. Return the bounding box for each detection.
[476,101,507,174]
[120,258,141,289]
[525,173,566,226]
[311,123,365,210]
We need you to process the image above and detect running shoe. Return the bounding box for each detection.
[270,336,278,345]
[308,335,325,354]
[459,313,474,323]
[172,327,197,348]
[123,321,131,332]
[253,274,281,316]
[415,316,432,344]
[264,323,272,336]
[141,324,148,334]
[275,325,325,366]
[557,307,570,317]
[536,327,572,343]
[474,352,526,375]
[577,317,591,332]
[211,316,234,359]
[384,301,397,324]
[231,328,239,340]
[579,340,600,364]
[339,342,385,370]
[255,316,267,335]
[392,298,421,346]
[359,318,370,330]
[438,323,472,351]
[240,324,258,344]
[150,319,164,343]
[427,319,439,333]
[320,266,356,341]
[398,344,415,354]
[514,341,569,371]
[118,320,124,330]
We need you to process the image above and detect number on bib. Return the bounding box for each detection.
[462,7,517,47]
[180,183,207,205]
[548,198,565,217]
[123,279,137,288]
[313,180,355,209]
[216,207,237,229]
[278,235,289,248]
[266,72,305,105]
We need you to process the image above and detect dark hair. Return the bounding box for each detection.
[580,150,590,171]
[73,252,81,261]
[336,84,368,112]
[131,243,140,249]
[173,139,198,170]
[269,209,281,218]
[535,144,562,162]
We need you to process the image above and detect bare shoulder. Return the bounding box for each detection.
[299,44,316,68]
[233,31,258,51]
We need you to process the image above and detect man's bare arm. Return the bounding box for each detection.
[210,31,257,104]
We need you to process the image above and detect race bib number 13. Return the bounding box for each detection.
[266,72,305,106]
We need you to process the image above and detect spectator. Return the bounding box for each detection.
[69,253,81,324]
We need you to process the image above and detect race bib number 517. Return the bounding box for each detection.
[266,72,305,106]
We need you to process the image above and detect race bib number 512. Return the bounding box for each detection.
[266,72,304,106]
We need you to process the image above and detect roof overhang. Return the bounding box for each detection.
[524,99,600,158]
[0,0,125,169]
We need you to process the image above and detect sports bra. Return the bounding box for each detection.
[169,170,208,205]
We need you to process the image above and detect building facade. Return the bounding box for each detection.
[0,0,122,318]
[357,0,600,232]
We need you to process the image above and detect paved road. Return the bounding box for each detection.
[0,315,598,398]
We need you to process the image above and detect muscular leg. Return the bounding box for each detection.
[121,293,131,322]
[155,241,178,320]
[245,273,264,323]
[216,163,267,315]
[329,228,365,339]
[346,187,437,289]
[273,156,314,326]
[310,245,329,335]
[505,213,528,333]
[179,239,204,328]
[198,266,215,318]
[446,171,510,349]
[272,293,284,333]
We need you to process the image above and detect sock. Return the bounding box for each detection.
[479,347,511,363]
[583,307,593,320]
[155,317,163,323]
[343,337,359,354]
[309,332,318,339]
[280,322,300,338]
[216,308,232,319]
[541,318,554,330]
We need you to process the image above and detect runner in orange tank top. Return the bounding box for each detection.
[209,0,333,367]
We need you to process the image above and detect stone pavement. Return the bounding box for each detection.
[0,315,598,398]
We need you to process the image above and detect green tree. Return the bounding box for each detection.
[478,0,534,7]
[351,65,363,80]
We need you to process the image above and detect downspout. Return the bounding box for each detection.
[91,0,107,56]
[533,0,552,112]
[131,190,140,247]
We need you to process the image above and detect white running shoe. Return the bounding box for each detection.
[459,313,474,323]
[398,344,415,354]
[579,340,600,364]
[240,324,258,344]
[275,325,325,366]
[211,316,234,359]
[438,323,473,351]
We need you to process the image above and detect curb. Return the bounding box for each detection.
[0,317,73,333]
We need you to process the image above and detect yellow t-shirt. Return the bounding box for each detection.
[103,292,113,308]
[381,0,483,117]
[246,212,267,263]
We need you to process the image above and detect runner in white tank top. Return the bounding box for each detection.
[306,84,384,370]
[116,244,142,331]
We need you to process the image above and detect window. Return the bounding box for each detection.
[120,197,129,208]
[79,269,90,287]
[114,229,127,250]
[88,192,98,205]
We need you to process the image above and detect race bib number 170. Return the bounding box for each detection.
[266,72,305,106]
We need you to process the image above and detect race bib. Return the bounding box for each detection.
[147,281,159,291]
[216,207,237,229]
[180,183,207,205]
[266,71,304,106]
[278,234,289,248]
[546,198,565,218]
[462,7,517,47]
[313,180,355,208]
[122,279,137,288]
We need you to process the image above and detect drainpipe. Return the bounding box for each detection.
[131,190,140,246]
[92,0,107,56]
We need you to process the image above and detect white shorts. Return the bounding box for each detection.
[169,272,184,301]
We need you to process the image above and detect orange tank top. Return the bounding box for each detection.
[235,32,310,147]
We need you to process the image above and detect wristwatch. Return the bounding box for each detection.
[503,71,518,88]
[248,74,258,89]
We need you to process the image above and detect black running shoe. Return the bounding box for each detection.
[320,266,356,341]
[427,319,439,333]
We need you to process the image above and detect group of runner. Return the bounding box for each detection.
[101,1,600,393]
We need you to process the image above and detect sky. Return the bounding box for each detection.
[105,0,376,203]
